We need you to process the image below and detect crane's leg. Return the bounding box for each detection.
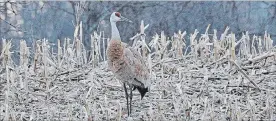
[123,83,130,116]
[129,85,133,114]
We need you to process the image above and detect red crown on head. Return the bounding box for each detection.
[115,12,121,17]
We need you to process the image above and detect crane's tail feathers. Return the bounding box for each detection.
[134,86,148,99]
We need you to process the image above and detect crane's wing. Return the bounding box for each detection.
[124,47,150,88]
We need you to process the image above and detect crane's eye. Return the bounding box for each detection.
[115,12,121,17]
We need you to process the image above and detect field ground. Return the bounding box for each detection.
[1,55,276,121]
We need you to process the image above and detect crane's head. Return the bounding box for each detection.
[110,12,133,23]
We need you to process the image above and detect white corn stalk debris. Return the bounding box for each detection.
[0,25,275,120]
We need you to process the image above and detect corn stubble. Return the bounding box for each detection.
[0,23,275,121]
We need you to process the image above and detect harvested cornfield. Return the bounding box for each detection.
[0,23,275,121]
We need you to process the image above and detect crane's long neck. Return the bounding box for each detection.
[111,21,121,41]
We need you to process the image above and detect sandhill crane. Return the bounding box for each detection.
[107,12,150,116]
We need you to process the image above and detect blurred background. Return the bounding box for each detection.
[0,1,276,50]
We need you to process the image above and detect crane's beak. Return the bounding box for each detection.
[120,16,133,23]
